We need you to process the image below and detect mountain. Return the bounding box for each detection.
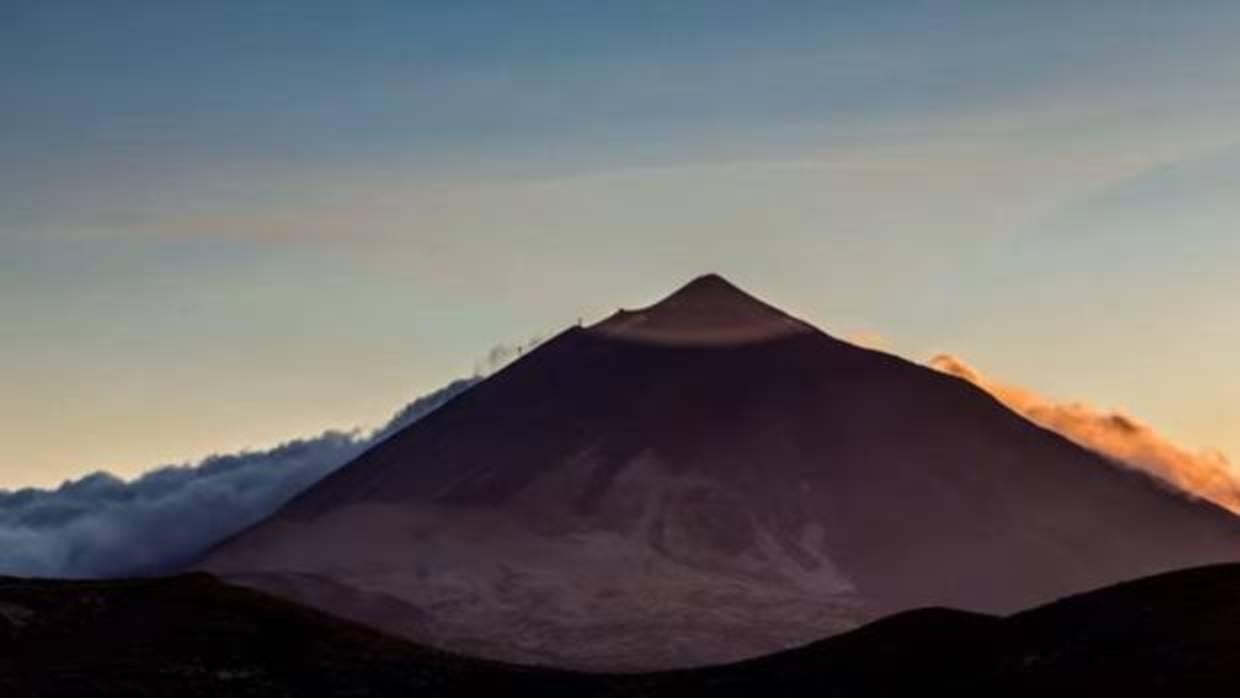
[201,274,1240,670]
[9,565,1240,695]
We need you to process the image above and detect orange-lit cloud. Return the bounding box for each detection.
[929,354,1240,514]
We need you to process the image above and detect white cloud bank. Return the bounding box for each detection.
[0,378,478,579]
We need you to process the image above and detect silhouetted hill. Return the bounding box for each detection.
[7,566,1240,695]
[0,573,586,697]
[636,563,1240,695]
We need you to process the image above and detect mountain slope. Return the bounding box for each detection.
[202,274,1240,670]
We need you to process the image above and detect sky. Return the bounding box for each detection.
[2,1,1238,489]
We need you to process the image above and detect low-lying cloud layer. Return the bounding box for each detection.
[4,340,1233,580]
[0,378,478,579]
[930,354,1240,514]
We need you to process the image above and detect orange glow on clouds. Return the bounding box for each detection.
[930,354,1240,515]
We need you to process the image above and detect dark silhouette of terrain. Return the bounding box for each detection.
[6,565,1240,696]
[0,573,584,698]
[203,274,1240,669]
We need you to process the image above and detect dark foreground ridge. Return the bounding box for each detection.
[0,573,585,698]
[5,565,1240,696]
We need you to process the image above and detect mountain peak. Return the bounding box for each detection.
[590,274,813,345]
[661,273,756,305]
[674,272,744,293]
[204,274,1240,672]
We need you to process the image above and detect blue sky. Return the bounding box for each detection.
[2,1,1238,486]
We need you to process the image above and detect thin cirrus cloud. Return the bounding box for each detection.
[930,354,1240,514]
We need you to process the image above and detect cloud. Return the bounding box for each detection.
[470,336,547,378]
[929,354,1240,514]
[0,378,479,579]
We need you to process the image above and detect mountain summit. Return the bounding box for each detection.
[203,275,1240,670]
[592,274,812,345]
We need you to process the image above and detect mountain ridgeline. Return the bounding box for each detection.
[202,275,1240,670]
